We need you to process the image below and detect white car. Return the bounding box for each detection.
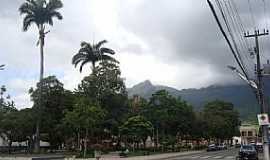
[217,144,227,150]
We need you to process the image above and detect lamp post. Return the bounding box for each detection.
[227,66,258,89]
[0,64,5,71]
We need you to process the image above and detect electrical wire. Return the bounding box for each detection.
[262,0,268,29]
[216,0,250,78]
[207,0,249,80]
[225,0,255,76]
[248,0,256,29]
[230,0,252,50]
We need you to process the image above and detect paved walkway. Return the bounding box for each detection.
[74,150,204,160]
[0,150,204,160]
[121,151,203,160]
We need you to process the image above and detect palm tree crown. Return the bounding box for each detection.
[19,0,63,31]
[72,40,118,72]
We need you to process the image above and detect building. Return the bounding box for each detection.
[0,133,49,147]
[240,124,261,144]
[0,134,8,146]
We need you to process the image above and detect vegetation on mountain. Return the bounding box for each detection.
[128,80,260,120]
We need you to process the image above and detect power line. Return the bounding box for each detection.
[227,0,256,76]
[215,0,250,78]
[262,0,268,29]
[230,0,252,50]
[208,0,249,80]
[223,0,253,75]
[248,0,256,29]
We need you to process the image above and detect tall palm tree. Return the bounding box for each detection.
[19,0,63,152]
[72,40,118,72]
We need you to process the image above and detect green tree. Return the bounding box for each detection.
[78,61,128,136]
[16,108,36,153]
[0,86,16,112]
[202,100,240,143]
[0,85,6,104]
[190,112,209,145]
[128,95,148,116]
[29,76,68,150]
[120,115,153,149]
[72,40,117,72]
[0,107,35,154]
[64,97,106,158]
[19,0,63,152]
[0,109,19,154]
[144,90,195,149]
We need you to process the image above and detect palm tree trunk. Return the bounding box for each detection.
[40,31,44,81]
[34,26,45,153]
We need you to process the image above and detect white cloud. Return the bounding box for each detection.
[13,93,32,109]
[6,78,35,109]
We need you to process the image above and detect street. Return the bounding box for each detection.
[166,148,261,160]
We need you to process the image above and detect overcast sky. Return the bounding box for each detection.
[1,0,270,109]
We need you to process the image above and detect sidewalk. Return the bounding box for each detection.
[121,151,203,160]
[0,150,204,160]
[69,150,203,160]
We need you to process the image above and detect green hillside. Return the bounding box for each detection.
[127,80,261,120]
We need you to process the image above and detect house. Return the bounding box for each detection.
[240,124,261,144]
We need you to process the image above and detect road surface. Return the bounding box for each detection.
[165,148,262,160]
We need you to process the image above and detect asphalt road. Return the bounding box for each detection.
[166,148,262,160]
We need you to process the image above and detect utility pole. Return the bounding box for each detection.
[245,29,269,160]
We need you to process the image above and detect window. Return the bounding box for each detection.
[241,131,246,136]
[248,131,253,137]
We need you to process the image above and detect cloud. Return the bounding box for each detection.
[0,0,269,109]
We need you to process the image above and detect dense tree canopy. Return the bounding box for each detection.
[120,115,153,148]
[145,90,195,137]
[202,100,240,140]
[78,61,128,135]
[29,76,70,148]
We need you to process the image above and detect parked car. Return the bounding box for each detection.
[217,143,227,150]
[255,143,263,153]
[207,144,218,152]
[238,144,258,160]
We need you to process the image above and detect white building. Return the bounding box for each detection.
[0,133,8,146]
[240,124,261,144]
[0,133,49,147]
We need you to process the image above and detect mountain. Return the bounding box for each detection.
[127,80,270,120]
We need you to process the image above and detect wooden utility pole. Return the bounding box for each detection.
[245,29,269,160]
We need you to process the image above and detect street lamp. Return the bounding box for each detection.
[227,65,258,89]
[0,64,5,71]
